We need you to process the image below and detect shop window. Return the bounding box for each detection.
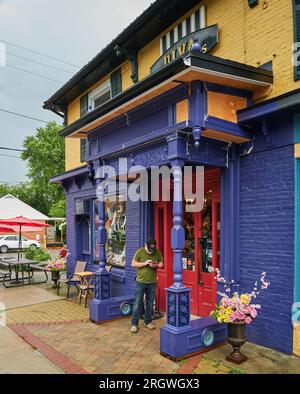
[93,198,126,268]
[200,191,213,274]
[183,210,195,271]
[75,199,91,259]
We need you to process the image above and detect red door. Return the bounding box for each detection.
[154,201,173,312]
[155,168,220,317]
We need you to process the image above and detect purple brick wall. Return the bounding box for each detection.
[239,144,294,354]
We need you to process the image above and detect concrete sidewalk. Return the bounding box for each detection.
[0,326,63,374]
[0,285,63,310]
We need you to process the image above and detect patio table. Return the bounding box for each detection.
[0,259,49,288]
[76,271,94,307]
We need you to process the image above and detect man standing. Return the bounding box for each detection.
[131,238,163,333]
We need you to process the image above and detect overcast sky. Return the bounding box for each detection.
[0,0,153,184]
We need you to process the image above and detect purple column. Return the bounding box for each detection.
[171,165,185,289]
[164,132,191,330]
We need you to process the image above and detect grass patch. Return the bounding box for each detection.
[228,366,247,374]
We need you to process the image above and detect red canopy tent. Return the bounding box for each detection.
[0,216,49,260]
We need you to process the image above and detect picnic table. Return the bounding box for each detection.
[0,258,49,288]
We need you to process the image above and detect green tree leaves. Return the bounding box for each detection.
[21,121,65,216]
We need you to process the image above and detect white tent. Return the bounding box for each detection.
[0,194,49,220]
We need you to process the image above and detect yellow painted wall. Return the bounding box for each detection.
[176,99,189,124]
[207,91,247,123]
[66,0,297,168]
[206,0,296,100]
[295,143,300,158]
[294,323,300,356]
[65,138,84,171]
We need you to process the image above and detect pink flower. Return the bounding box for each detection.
[245,317,252,324]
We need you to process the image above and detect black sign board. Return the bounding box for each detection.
[150,24,219,74]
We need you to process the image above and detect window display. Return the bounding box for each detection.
[183,210,195,271]
[93,199,126,268]
[200,191,213,273]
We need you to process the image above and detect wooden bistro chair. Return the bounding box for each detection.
[57,260,86,298]
[77,272,94,308]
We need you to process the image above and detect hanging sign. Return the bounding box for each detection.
[150,24,219,74]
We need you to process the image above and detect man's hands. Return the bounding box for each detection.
[131,259,163,269]
[147,261,158,268]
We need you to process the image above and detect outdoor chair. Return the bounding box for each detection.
[78,280,94,308]
[57,260,86,298]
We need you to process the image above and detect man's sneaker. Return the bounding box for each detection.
[144,322,156,330]
[131,325,138,334]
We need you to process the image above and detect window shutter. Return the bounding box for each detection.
[110,68,122,97]
[80,94,89,117]
[80,139,88,162]
[293,0,300,80]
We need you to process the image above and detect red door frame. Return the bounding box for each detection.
[155,168,220,316]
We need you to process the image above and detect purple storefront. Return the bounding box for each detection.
[46,0,299,360]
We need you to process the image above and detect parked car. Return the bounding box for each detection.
[0,235,40,253]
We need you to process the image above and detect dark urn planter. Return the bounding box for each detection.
[226,322,248,364]
[51,270,60,289]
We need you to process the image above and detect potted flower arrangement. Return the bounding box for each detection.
[46,249,68,288]
[210,269,270,364]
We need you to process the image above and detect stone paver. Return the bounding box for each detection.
[5,299,89,325]
[1,284,300,374]
[25,317,179,374]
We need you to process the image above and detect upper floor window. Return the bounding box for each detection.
[160,5,206,55]
[79,67,122,118]
[88,80,111,111]
[293,0,300,80]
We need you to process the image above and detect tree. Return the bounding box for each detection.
[48,199,66,218]
[21,121,65,216]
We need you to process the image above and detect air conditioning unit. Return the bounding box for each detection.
[75,199,90,215]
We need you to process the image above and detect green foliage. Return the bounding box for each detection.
[21,121,65,216]
[228,366,246,374]
[49,199,66,218]
[1,122,65,217]
[25,248,51,262]
[0,183,38,209]
[0,121,65,218]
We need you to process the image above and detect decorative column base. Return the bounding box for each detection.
[89,270,112,322]
[89,269,136,322]
[160,287,227,360]
[165,287,192,331]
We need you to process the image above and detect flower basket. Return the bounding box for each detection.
[210,270,270,364]
[46,249,68,289]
